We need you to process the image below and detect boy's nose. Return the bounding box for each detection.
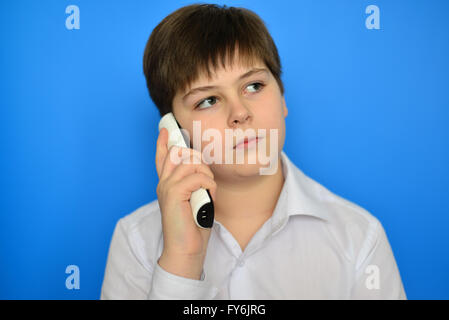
[228,103,251,127]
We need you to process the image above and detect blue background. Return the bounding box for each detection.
[1,0,448,299]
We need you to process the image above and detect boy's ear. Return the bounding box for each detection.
[282,96,288,118]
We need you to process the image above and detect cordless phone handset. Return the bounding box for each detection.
[158,112,214,228]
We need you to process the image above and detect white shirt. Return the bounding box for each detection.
[100,151,406,299]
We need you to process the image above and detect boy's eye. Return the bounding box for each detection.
[196,96,218,110]
[195,82,265,110]
[246,82,264,93]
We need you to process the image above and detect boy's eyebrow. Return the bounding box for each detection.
[182,68,269,102]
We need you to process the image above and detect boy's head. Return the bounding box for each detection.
[143,3,287,180]
[143,3,285,117]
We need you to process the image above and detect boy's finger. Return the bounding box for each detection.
[160,145,189,181]
[155,127,169,179]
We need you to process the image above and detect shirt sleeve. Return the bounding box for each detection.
[148,262,218,299]
[350,218,407,299]
[100,218,218,300]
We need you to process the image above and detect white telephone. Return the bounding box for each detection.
[158,112,214,228]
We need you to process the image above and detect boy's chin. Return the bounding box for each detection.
[212,159,279,178]
[211,164,263,180]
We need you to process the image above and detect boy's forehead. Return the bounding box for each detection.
[188,59,267,89]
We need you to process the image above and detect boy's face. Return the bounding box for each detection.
[171,52,288,181]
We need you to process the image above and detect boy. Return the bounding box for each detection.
[100,3,406,299]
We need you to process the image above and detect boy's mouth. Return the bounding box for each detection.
[234,136,262,149]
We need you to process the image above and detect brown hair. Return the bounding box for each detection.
[143,3,284,117]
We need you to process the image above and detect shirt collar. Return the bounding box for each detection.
[273,151,331,223]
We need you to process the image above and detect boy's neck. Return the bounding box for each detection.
[213,155,285,224]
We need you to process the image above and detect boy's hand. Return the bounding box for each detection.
[155,127,217,280]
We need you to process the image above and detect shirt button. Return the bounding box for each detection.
[237,259,245,267]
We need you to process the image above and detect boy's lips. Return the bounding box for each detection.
[234,136,263,149]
